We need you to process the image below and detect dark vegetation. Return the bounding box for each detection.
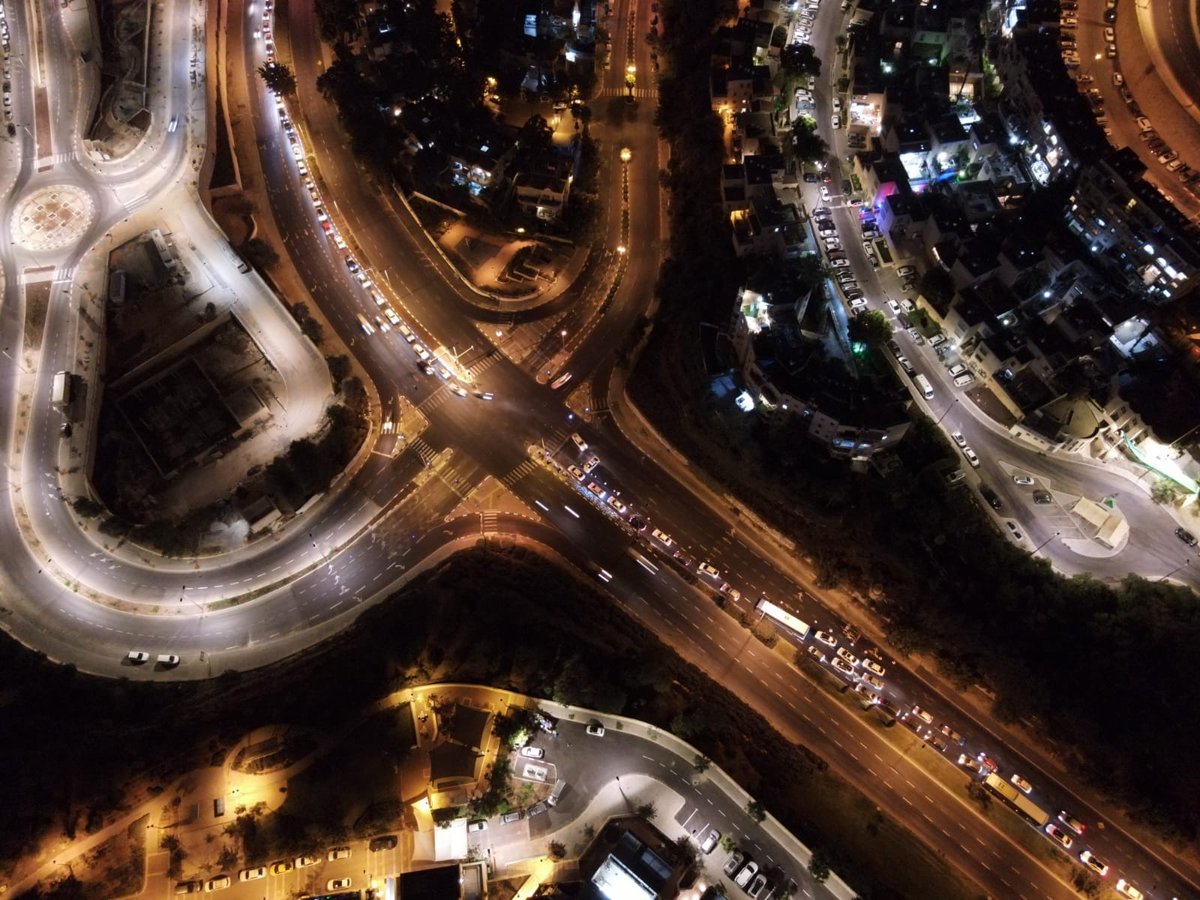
[640,0,1200,844]
[0,546,969,899]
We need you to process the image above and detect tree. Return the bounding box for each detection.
[242,238,279,271]
[807,848,832,883]
[780,43,821,79]
[257,62,297,96]
[635,802,657,821]
[693,753,712,773]
[746,799,766,822]
[327,355,352,388]
[847,309,893,347]
[547,840,566,860]
[216,845,238,869]
[790,119,827,164]
[1150,478,1181,505]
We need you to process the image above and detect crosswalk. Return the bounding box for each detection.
[408,436,439,468]
[481,511,499,533]
[598,86,658,99]
[501,458,540,488]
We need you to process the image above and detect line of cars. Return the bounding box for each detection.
[174,842,379,893]
[562,433,727,585]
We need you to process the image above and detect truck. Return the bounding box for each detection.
[983,773,1049,827]
[51,371,71,407]
[226,242,251,274]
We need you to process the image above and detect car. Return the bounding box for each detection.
[886,299,902,315]
[909,706,934,725]
[205,875,231,891]
[928,736,949,753]
[957,753,982,773]
[606,496,627,514]
[939,724,963,744]
[1079,850,1109,877]
[1158,150,1178,165]
[862,673,884,690]
[374,316,390,333]
[582,456,600,473]
[1104,27,1115,41]
[449,383,468,398]
[831,657,857,677]
[691,827,719,855]
[239,867,267,882]
[269,861,293,875]
[718,582,742,601]
[953,373,974,387]
[1045,823,1073,848]
[369,835,398,852]
[328,847,351,861]
[586,482,605,499]
[747,873,769,898]
[836,647,858,666]
[1058,811,1086,834]
[735,861,759,888]
[1140,129,1159,143]
[467,818,488,832]
[1033,489,1053,505]
[698,562,720,579]
[175,880,203,894]
[567,465,585,481]
[896,355,914,375]
[945,468,966,485]
[977,753,999,773]
[570,432,588,452]
[807,645,826,663]
[950,431,966,447]
[651,528,673,547]
[1010,773,1032,793]
[328,878,352,890]
[1167,157,1186,172]
[896,265,915,277]
[831,113,841,129]
[128,650,150,663]
[849,298,868,310]
[814,630,838,648]
[357,314,376,336]
[384,306,401,326]
[1012,474,1034,486]
[1115,878,1144,899]
[1175,527,1197,547]
[586,721,606,736]
[980,486,1002,510]
[803,172,818,183]
[156,653,179,666]
[963,448,981,468]
[1005,521,1024,542]
[1138,117,1154,133]
[723,852,745,877]
[947,363,967,378]
[899,298,915,313]
[830,258,850,268]
[294,855,320,868]
[861,657,885,677]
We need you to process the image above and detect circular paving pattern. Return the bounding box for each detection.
[10,185,96,251]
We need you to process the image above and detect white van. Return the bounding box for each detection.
[913,374,934,399]
[546,779,566,807]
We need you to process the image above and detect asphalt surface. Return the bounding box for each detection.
[0,0,1197,897]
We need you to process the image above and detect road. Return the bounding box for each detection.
[0,0,1195,896]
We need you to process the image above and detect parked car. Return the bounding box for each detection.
[700,828,721,854]
[735,861,759,888]
[723,852,745,877]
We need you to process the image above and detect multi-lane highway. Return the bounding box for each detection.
[0,0,1197,896]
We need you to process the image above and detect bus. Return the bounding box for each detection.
[755,597,810,640]
[983,773,1050,827]
[52,371,71,407]
[913,373,934,400]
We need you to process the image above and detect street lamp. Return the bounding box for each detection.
[1158,558,1190,582]
[1032,530,1061,555]
[560,329,567,350]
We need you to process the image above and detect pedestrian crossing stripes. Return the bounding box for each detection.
[418,388,450,414]
[599,87,657,99]
[481,511,499,533]
[501,459,539,487]
[467,354,499,378]
[408,437,438,467]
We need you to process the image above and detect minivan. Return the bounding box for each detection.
[547,778,567,807]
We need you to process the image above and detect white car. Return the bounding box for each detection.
[583,456,600,473]
[807,645,826,663]
[239,867,266,882]
[294,855,320,868]
[735,861,759,888]
[886,298,902,315]
[328,847,351,861]
[831,657,857,677]
[651,528,673,547]
[570,433,588,452]
[520,745,545,758]
[953,373,974,387]
[700,828,721,854]
[862,673,884,690]
[1079,850,1109,877]
[1115,878,1144,899]
[586,722,606,737]
[831,113,841,129]
[862,657,885,677]
[836,647,858,667]
[1010,773,1032,794]
[950,431,967,447]
[1045,824,1073,849]
[963,447,981,468]
[814,630,838,648]
[327,878,352,890]
[698,562,720,579]
[718,582,742,601]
